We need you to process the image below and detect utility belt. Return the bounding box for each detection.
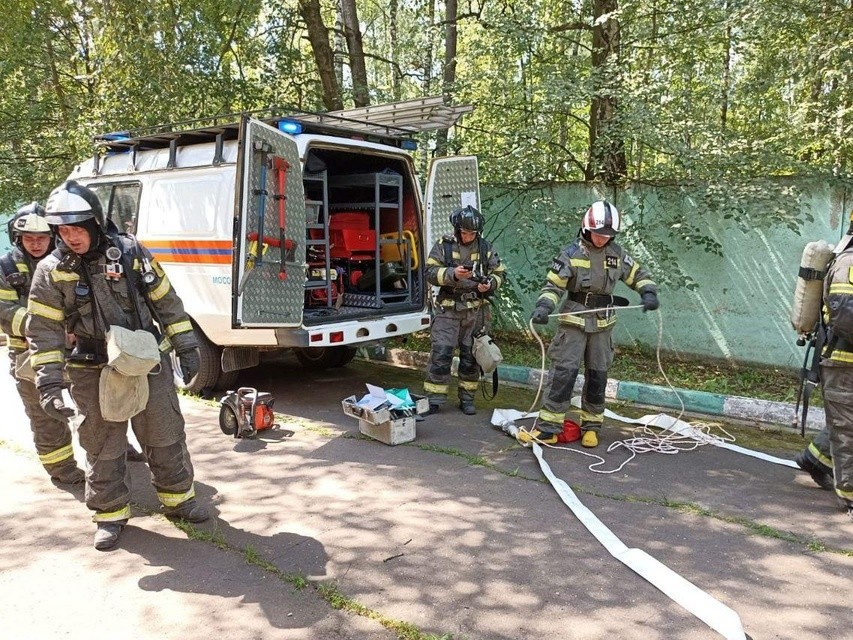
[68,336,108,365]
[438,288,482,304]
[569,291,629,308]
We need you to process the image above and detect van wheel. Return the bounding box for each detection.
[336,346,358,367]
[217,369,240,390]
[294,346,358,370]
[173,330,223,394]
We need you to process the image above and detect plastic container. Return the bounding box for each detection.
[557,418,581,443]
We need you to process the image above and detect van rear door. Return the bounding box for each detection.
[233,117,307,328]
[424,156,480,252]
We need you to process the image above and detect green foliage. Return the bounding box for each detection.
[0,0,848,284]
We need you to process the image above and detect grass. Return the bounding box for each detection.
[387,330,819,407]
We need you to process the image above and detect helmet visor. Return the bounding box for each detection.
[45,212,95,226]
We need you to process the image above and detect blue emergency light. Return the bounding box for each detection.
[277,120,303,135]
[100,131,131,141]
[400,139,418,151]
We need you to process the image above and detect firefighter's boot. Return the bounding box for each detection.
[581,430,599,448]
[458,390,477,415]
[163,498,210,523]
[126,444,146,463]
[794,452,834,491]
[426,395,445,415]
[517,421,560,446]
[94,521,126,551]
[51,464,85,485]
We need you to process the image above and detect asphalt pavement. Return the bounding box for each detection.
[0,348,850,640]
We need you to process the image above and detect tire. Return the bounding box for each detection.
[217,369,240,390]
[334,346,358,368]
[293,345,357,370]
[173,327,223,394]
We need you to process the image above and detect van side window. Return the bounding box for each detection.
[87,182,141,234]
[110,183,141,234]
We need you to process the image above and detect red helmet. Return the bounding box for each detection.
[581,200,620,237]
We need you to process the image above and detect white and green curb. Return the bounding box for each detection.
[359,345,824,432]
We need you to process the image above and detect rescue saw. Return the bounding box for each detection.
[219,387,276,438]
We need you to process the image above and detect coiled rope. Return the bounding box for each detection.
[520,307,736,474]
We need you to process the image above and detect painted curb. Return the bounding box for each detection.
[360,345,825,432]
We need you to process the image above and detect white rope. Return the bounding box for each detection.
[525,412,738,474]
[522,307,743,473]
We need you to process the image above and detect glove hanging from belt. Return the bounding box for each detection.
[569,291,630,308]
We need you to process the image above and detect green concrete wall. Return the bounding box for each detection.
[481,180,851,369]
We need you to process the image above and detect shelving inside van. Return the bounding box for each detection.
[300,147,424,325]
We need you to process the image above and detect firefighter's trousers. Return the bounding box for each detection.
[69,354,196,523]
[820,362,853,507]
[538,325,614,434]
[424,306,482,405]
[16,376,78,478]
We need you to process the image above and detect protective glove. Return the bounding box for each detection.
[40,386,75,422]
[641,291,660,312]
[176,348,200,384]
[530,305,551,325]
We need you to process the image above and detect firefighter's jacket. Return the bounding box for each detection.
[0,247,37,358]
[426,234,506,311]
[536,238,656,333]
[823,247,853,365]
[26,235,198,391]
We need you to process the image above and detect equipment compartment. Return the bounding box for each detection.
[301,148,424,324]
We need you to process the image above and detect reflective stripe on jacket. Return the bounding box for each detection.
[536,238,657,333]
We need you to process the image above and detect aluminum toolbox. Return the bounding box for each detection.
[357,417,415,446]
[341,393,429,445]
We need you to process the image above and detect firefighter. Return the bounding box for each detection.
[0,203,85,484]
[524,200,659,448]
[26,180,208,550]
[424,205,506,415]
[797,213,853,519]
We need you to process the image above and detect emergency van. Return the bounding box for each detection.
[65,97,480,393]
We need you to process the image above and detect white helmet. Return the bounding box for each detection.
[12,212,51,236]
[581,200,620,238]
[8,202,51,245]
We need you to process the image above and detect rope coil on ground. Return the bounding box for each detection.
[521,307,738,473]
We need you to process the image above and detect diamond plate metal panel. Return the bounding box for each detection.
[425,156,480,251]
[240,120,306,326]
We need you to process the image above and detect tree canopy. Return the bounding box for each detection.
[1,0,849,224]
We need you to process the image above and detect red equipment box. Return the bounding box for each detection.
[330,211,370,229]
[327,211,375,258]
[330,228,376,258]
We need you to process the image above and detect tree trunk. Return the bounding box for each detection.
[421,0,437,169]
[341,0,369,107]
[586,0,626,183]
[721,1,731,130]
[389,0,400,99]
[298,0,343,111]
[435,0,457,156]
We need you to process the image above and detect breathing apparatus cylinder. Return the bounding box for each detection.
[790,240,835,335]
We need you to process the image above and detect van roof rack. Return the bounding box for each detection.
[92,96,473,154]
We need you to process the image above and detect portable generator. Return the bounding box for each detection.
[218,387,276,438]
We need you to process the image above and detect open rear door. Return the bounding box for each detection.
[233,117,306,327]
[424,156,480,252]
